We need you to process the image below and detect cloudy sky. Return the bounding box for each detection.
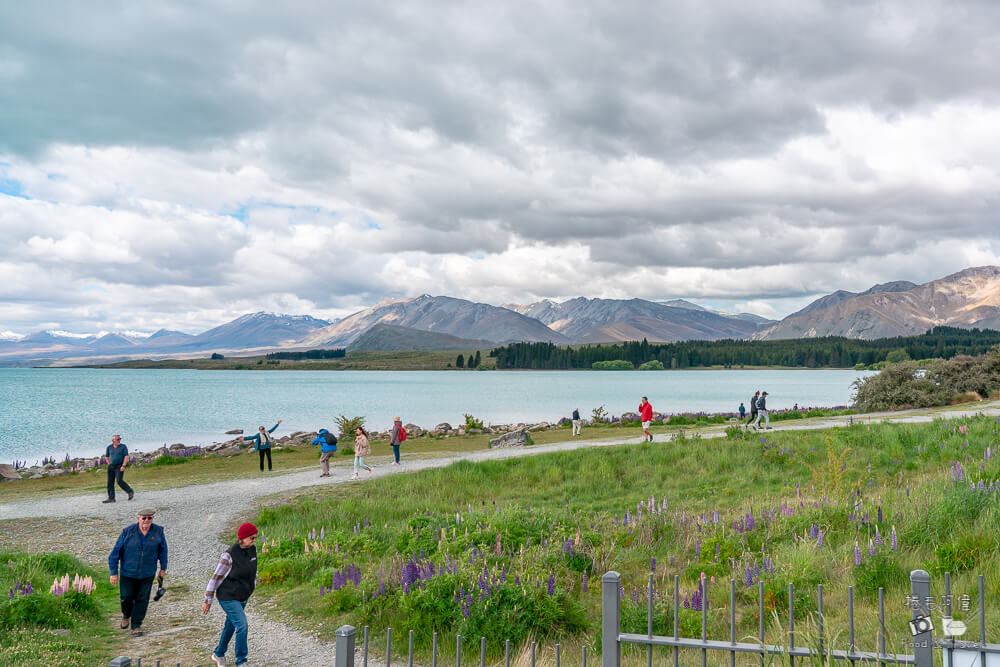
[2,1,999,336]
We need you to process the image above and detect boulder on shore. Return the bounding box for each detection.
[225,429,244,434]
[489,430,528,449]
[0,464,22,482]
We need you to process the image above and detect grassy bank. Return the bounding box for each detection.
[0,552,121,666]
[248,416,1000,661]
[84,349,498,371]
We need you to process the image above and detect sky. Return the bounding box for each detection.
[2,1,1000,337]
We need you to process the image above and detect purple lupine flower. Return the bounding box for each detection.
[714,543,719,562]
[890,526,898,551]
[869,541,876,557]
[670,555,675,567]
[651,557,656,571]
[582,572,588,592]
[809,524,818,539]
[854,544,862,566]
[817,528,824,547]
[695,540,701,559]
[745,566,753,587]
[875,527,883,546]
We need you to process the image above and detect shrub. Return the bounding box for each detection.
[463,414,485,431]
[592,360,634,370]
[933,532,992,574]
[335,415,366,439]
[591,405,608,423]
[638,360,665,370]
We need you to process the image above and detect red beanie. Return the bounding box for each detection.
[237,522,258,540]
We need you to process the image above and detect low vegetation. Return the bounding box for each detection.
[250,415,1000,661]
[852,347,1000,411]
[0,552,120,666]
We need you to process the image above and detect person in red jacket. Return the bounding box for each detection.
[638,396,654,442]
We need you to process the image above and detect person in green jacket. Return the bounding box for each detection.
[240,420,282,471]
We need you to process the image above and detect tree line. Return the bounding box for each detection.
[265,348,346,360]
[489,327,1000,369]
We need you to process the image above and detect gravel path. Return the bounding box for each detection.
[3,401,998,665]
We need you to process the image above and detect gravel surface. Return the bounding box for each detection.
[2,401,998,665]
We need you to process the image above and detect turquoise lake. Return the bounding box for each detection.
[0,368,875,463]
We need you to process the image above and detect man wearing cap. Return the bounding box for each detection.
[203,522,259,666]
[108,509,168,637]
[103,434,134,503]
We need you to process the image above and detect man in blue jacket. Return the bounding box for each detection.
[311,428,338,477]
[109,508,168,636]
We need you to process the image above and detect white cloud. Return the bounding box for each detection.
[1,1,1000,334]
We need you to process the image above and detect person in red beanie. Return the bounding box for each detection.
[203,522,259,666]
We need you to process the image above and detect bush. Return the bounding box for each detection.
[853,552,906,597]
[335,415,366,439]
[592,360,634,370]
[638,360,664,370]
[463,414,485,431]
[591,405,608,423]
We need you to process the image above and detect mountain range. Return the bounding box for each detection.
[2,266,999,364]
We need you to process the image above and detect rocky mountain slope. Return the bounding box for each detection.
[347,323,496,351]
[299,295,569,348]
[756,267,1000,340]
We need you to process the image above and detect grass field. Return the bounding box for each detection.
[247,416,1000,662]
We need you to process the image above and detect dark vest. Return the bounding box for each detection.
[217,542,258,602]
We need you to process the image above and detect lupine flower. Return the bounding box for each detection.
[891,526,898,551]
[868,540,876,557]
[582,572,588,592]
[650,557,656,572]
[695,540,701,559]
[817,528,824,547]
[875,526,883,546]
[854,543,862,566]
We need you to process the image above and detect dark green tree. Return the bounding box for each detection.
[456,354,465,368]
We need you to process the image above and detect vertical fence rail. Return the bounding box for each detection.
[602,571,621,667]
[336,625,356,667]
[910,570,933,667]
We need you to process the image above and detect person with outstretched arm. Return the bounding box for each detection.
[240,420,282,471]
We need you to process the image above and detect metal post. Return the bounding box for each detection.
[364,626,370,667]
[602,571,622,667]
[386,627,392,667]
[409,630,415,667]
[336,625,357,667]
[910,570,933,667]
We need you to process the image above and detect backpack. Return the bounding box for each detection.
[398,425,407,442]
[323,432,338,449]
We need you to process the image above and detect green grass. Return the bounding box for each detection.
[0,552,121,666]
[248,415,1000,662]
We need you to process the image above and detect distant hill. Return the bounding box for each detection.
[347,323,495,351]
[178,312,330,349]
[756,267,1000,340]
[787,281,918,319]
[298,295,569,347]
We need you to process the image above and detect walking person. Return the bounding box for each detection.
[310,428,338,477]
[752,391,771,430]
[638,396,654,442]
[389,416,404,466]
[738,402,746,420]
[203,522,259,666]
[352,426,373,479]
[745,391,760,427]
[571,408,582,436]
[103,434,134,503]
[109,508,167,637]
[240,420,282,472]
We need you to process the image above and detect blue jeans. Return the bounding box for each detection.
[214,599,248,665]
[391,444,400,463]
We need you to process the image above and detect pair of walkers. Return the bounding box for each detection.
[745,391,771,429]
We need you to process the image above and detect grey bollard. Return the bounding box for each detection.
[909,570,933,667]
[109,659,131,667]
[602,572,622,667]
[337,624,357,667]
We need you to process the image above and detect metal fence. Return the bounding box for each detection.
[111,569,1000,667]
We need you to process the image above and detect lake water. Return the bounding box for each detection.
[0,368,875,463]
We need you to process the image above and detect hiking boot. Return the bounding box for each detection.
[211,653,228,666]
[128,491,134,501]
[102,498,115,503]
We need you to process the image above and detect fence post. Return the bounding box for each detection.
[602,571,621,667]
[337,625,357,667]
[909,570,933,667]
